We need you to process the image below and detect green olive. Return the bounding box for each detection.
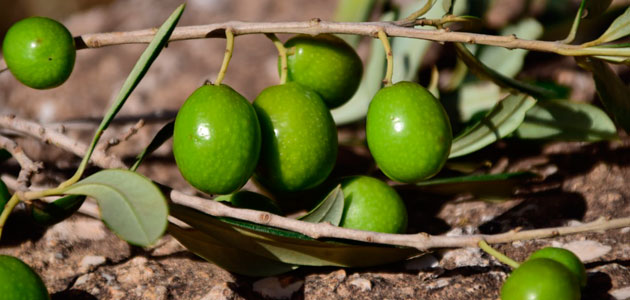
[2,17,75,89]
[173,84,261,195]
[215,191,282,215]
[253,82,338,192]
[501,258,581,300]
[366,81,452,183]
[528,247,587,288]
[339,176,407,233]
[0,255,50,300]
[284,34,363,109]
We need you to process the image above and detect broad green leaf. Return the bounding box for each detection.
[299,185,344,225]
[0,179,10,215]
[592,6,630,45]
[578,57,630,131]
[449,94,537,158]
[131,120,174,171]
[454,83,503,122]
[62,169,168,246]
[414,172,538,197]
[479,18,543,78]
[332,11,395,125]
[168,223,297,276]
[333,0,377,47]
[170,204,420,267]
[516,99,618,141]
[78,4,185,170]
[31,195,86,226]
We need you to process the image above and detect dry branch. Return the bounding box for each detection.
[1,115,630,250]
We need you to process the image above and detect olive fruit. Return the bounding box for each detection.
[173,84,261,195]
[284,34,363,109]
[253,82,337,192]
[528,247,587,288]
[0,255,50,300]
[501,258,580,300]
[215,190,282,215]
[339,176,407,233]
[366,81,452,183]
[2,17,75,89]
[0,179,10,215]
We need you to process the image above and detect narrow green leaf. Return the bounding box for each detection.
[170,204,420,268]
[578,57,630,131]
[449,94,537,158]
[168,223,298,277]
[31,195,86,226]
[593,6,630,44]
[62,169,168,246]
[516,99,618,141]
[332,11,395,125]
[0,179,10,215]
[131,120,174,171]
[333,0,377,47]
[299,185,344,225]
[562,0,587,44]
[414,171,538,197]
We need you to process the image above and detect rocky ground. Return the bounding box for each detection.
[1,0,630,299]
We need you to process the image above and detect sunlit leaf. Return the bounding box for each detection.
[31,195,86,226]
[592,6,630,45]
[449,94,537,158]
[62,169,168,246]
[333,0,377,47]
[131,120,174,171]
[299,185,344,225]
[578,57,630,131]
[516,99,618,141]
[169,223,298,277]
[413,171,538,197]
[170,204,420,268]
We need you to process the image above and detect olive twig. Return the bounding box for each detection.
[0,194,20,240]
[478,240,521,269]
[265,33,288,84]
[3,115,630,251]
[0,134,42,190]
[400,0,436,25]
[214,27,235,86]
[377,30,393,87]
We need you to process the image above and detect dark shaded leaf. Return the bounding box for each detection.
[299,185,344,225]
[0,179,10,215]
[413,172,538,198]
[31,195,86,226]
[131,120,174,171]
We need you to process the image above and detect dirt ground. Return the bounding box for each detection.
[1,0,630,299]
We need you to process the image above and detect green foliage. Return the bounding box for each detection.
[61,169,168,246]
[299,185,344,225]
[591,6,630,45]
[30,195,86,226]
[415,172,538,199]
[0,179,10,216]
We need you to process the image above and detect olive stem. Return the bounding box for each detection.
[0,134,42,191]
[0,194,20,241]
[214,27,235,86]
[265,33,288,85]
[401,0,435,24]
[3,114,630,251]
[377,29,394,87]
[478,240,521,269]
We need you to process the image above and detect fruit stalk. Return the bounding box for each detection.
[0,194,20,240]
[478,240,521,269]
[265,33,288,84]
[214,27,234,86]
[377,30,393,87]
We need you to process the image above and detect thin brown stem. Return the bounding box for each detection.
[2,115,630,251]
[377,30,394,87]
[0,134,42,190]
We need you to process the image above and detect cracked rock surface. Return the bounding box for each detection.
[2,0,630,299]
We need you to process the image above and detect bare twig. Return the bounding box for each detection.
[2,115,630,250]
[0,134,43,190]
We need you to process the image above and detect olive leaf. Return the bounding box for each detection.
[30,195,86,226]
[0,149,10,163]
[131,120,174,171]
[299,185,344,225]
[168,223,298,277]
[333,0,377,47]
[449,94,537,158]
[589,5,630,45]
[61,169,168,246]
[515,99,618,141]
[578,57,630,132]
[170,204,420,268]
[413,171,538,198]
[0,179,10,215]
